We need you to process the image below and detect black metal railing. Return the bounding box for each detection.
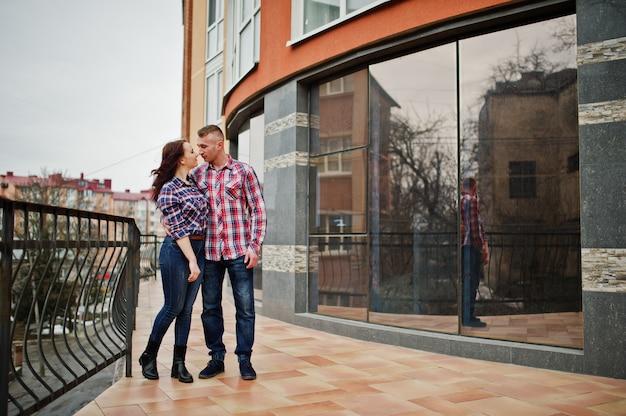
[139,234,158,280]
[0,197,141,416]
[314,230,581,316]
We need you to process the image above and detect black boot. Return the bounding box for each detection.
[171,345,193,383]
[139,340,160,380]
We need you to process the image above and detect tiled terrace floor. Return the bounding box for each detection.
[76,278,626,416]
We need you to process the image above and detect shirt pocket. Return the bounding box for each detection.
[224,176,243,200]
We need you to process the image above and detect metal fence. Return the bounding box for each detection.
[139,234,158,280]
[314,230,581,316]
[0,197,141,416]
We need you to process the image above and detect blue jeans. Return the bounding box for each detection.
[201,256,255,359]
[462,245,482,322]
[149,236,203,346]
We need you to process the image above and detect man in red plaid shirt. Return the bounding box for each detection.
[461,177,489,328]
[190,124,267,380]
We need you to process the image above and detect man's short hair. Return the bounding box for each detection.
[197,124,224,138]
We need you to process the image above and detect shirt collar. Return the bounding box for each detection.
[209,154,233,171]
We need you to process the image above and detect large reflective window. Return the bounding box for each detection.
[368,45,459,333]
[308,14,581,348]
[460,15,581,347]
[309,71,369,319]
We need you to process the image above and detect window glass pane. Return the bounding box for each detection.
[311,72,368,155]
[304,0,340,33]
[347,0,375,14]
[242,0,253,22]
[459,15,581,347]
[208,27,218,58]
[208,0,216,25]
[369,44,458,333]
[254,11,260,62]
[239,21,253,75]
[309,147,367,234]
[309,235,369,321]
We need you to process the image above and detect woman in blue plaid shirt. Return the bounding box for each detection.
[139,140,208,383]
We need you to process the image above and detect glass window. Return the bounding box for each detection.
[207,0,224,60]
[205,69,223,125]
[509,161,537,198]
[293,0,387,39]
[309,70,369,237]
[369,44,459,333]
[459,15,580,346]
[228,0,261,85]
[308,14,581,348]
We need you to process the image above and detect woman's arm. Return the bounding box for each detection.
[175,236,201,282]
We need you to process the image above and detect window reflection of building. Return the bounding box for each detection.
[475,67,581,316]
[307,16,582,344]
[310,72,397,313]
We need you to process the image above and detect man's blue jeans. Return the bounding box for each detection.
[201,255,255,359]
[462,245,482,323]
[149,236,203,346]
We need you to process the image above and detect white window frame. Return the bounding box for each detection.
[226,0,261,88]
[206,0,224,61]
[288,0,390,46]
[205,67,223,125]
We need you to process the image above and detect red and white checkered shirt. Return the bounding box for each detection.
[190,155,267,261]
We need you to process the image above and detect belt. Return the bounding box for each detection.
[190,234,204,241]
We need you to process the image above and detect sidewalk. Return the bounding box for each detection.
[75,278,626,415]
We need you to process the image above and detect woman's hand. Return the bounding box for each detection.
[188,260,201,282]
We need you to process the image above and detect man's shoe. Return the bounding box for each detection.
[239,359,257,380]
[198,359,224,379]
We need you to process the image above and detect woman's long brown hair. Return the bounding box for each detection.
[150,140,186,202]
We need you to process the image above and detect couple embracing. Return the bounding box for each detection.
[139,125,266,383]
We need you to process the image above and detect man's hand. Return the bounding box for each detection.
[481,242,490,265]
[244,250,259,269]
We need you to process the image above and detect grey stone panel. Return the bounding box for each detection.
[578,60,626,104]
[449,338,512,364]
[579,121,626,164]
[261,270,297,322]
[398,330,452,356]
[576,0,626,45]
[583,290,626,378]
[580,162,626,247]
[263,166,308,246]
[511,345,584,374]
[265,123,310,158]
[264,82,299,122]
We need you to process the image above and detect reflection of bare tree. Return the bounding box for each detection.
[386,113,457,230]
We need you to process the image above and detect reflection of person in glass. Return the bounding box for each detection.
[461,177,489,327]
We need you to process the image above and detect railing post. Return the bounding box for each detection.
[125,224,140,377]
[1,199,15,416]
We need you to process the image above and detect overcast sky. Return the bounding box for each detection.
[0,1,184,193]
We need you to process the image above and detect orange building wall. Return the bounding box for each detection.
[224,0,514,119]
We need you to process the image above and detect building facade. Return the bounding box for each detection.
[0,171,164,237]
[181,0,625,379]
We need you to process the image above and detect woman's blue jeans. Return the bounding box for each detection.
[149,236,203,346]
[201,256,255,358]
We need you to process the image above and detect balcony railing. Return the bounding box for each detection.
[0,197,141,416]
[314,230,581,316]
